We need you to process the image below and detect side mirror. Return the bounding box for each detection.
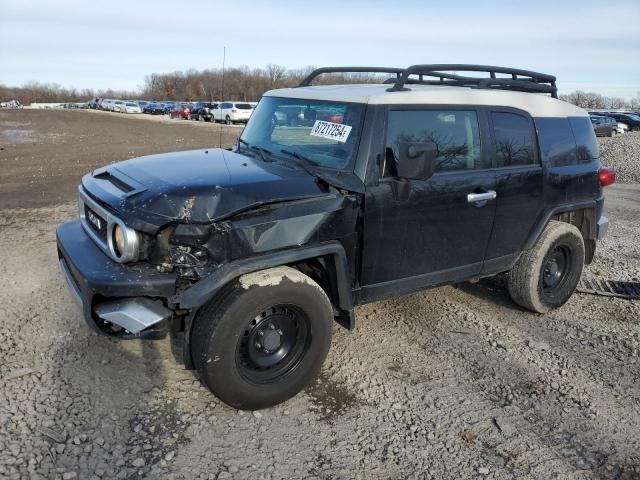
[396,142,438,180]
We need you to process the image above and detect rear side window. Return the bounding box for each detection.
[535,118,577,167]
[491,112,536,167]
[569,117,599,161]
[385,110,484,176]
[235,103,252,109]
[221,103,233,109]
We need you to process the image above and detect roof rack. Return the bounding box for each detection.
[298,67,404,87]
[298,64,558,98]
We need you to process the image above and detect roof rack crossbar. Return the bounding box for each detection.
[298,67,405,87]
[387,64,557,98]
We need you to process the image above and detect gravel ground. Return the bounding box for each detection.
[598,132,640,184]
[1,111,639,480]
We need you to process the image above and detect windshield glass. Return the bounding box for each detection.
[240,96,364,170]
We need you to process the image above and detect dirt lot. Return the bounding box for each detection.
[0,109,241,209]
[1,110,639,480]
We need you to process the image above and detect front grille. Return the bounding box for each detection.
[84,204,108,242]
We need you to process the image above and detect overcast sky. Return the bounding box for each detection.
[1,0,639,98]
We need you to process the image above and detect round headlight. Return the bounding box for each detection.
[114,225,126,256]
[109,222,140,263]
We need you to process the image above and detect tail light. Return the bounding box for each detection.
[599,166,616,187]
[232,109,238,113]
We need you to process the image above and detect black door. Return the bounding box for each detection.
[360,108,497,302]
[483,110,543,272]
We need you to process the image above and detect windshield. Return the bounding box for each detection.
[240,96,364,170]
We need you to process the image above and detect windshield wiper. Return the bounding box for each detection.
[237,139,272,162]
[279,149,315,167]
[251,145,274,162]
[279,149,325,180]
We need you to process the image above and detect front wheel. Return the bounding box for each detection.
[507,221,585,313]
[191,266,333,410]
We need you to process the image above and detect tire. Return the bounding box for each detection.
[225,115,231,125]
[610,130,616,137]
[198,114,203,122]
[507,220,585,313]
[191,266,333,410]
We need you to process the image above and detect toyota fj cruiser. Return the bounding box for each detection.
[57,65,614,409]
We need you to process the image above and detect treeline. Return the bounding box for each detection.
[2,64,639,110]
[559,90,640,110]
[0,82,137,105]
[141,65,386,101]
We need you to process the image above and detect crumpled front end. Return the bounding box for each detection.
[56,219,177,339]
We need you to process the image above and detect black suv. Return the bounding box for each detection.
[56,65,614,410]
[189,101,217,121]
[601,112,640,132]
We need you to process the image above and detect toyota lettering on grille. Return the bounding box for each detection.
[87,210,103,231]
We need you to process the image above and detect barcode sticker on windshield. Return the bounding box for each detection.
[310,120,352,143]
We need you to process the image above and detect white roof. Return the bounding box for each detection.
[264,84,586,118]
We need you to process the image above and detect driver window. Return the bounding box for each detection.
[384,110,483,178]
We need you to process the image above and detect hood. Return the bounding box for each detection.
[82,148,332,230]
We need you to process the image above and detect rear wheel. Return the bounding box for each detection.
[507,221,585,313]
[225,115,232,125]
[198,114,204,122]
[191,266,333,410]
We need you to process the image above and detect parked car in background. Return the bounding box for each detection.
[162,102,177,115]
[169,103,192,119]
[189,102,217,121]
[101,99,115,111]
[137,101,150,110]
[212,101,253,124]
[603,112,640,132]
[590,115,616,137]
[144,103,166,115]
[113,100,126,113]
[123,102,142,114]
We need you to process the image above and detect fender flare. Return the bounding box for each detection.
[523,200,598,250]
[176,241,353,312]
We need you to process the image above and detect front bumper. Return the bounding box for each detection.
[56,219,177,337]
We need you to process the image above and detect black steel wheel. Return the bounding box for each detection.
[508,221,585,313]
[541,245,571,294]
[236,305,311,384]
[191,266,333,409]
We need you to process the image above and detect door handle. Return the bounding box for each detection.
[467,190,497,203]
